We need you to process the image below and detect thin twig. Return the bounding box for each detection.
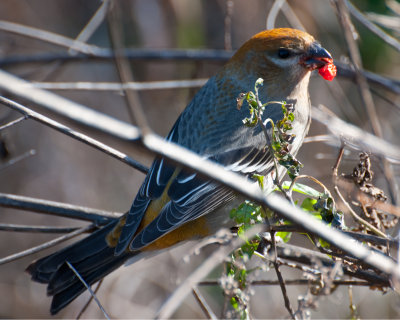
[69,0,111,55]
[270,231,296,319]
[266,0,287,29]
[332,145,388,238]
[0,69,141,141]
[66,261,110,320]
[0,49,233,66]
[107,3,149,131]
[279,1,306,31]
[312,105,400,162]
[0,96,148,174]
[366,12,400,32]
[303,134,338,144]
[156,225,264,319]
[0,223,80,233]
[192,287,218,320]
[335,185,387,238]
[0,115,27,131]
[0,149,36,170]
[199,279,374,287]
[0,224,95,265]
[346,0,400,52]
[334,61,400,95]
[76,279,105,319]
[387,0,400,16]
[0,20,106,55]
[224,0,234,51]
[31,79,208,91]
[0,192,122,222]
[332,144,345,178]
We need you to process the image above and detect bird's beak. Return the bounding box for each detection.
[301,42,333,71]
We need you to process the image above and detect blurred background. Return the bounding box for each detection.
[0,0,399,318]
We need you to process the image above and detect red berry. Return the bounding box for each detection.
[318,63,337,81]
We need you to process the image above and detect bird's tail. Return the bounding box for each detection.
[26,220,134,315]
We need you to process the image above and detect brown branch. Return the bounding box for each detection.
[76,279,105,319]
[270,232,296,319]
[346,0,400,52]
[0,95,149,174]
[0,224,95,265]
[0,223,80,234]
[66,261,110,320]
[0,192,122,223]
[199,279,374,286]
[192,287,218,320]
[335,0,399,205]
[0,115,27,131]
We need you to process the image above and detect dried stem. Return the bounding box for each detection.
[0,225,95,265]
[66,261,110,320]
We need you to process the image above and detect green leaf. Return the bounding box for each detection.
[231,296,239,310]
[276,231,292,242]
[281,181,324,198]
[252,174,265,190]
[300,197,318,211]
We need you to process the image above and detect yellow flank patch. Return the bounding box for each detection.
[107,168,182,249]
[106,215,127,248]
[139,168,180,230]
[141,215,210,251]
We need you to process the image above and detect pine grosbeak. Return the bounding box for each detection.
[27,28,334,314]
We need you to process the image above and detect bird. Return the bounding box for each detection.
[26,28,335,314]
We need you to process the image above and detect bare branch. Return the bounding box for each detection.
[270,231,296,319]
[0,49,233,66]
[0,115,27,131]
[199,279,376,287]
[156,225,264,319]
[312,105,400,162]
[0,149,36,171]
[224,0,234,51]
[366,12,400,32]
[335,60,400,95]
[192,287,218,320]
[345,0,400,52]
[0,69,141,141]
[31,79,208,91]
[69,0,112,55]
[0,20,106,55]
[66,261,111,320]
[76,279,105,319]
[0,223,80,233]
[266,0,287,30]
[0,192,122,222]
[0,96,148,174]
[0,225,95,265]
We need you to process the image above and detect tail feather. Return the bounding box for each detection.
[49,252,129,315]
[47,246,117,295]
[27,221,118,282]
[26,220,137,314]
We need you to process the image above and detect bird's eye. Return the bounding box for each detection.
[278,48,291,59]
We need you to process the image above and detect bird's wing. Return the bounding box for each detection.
[114,78,278,254]
[127,144,275,250]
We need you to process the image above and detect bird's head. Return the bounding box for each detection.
[223,28,333,96]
